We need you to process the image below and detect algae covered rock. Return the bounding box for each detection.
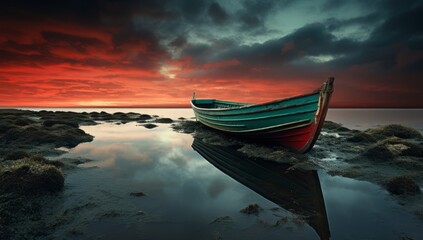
[0,122,93,148]
[154,118,174,123]
[171,120,201,134]
[240,203,262,215]
[361,137,423,160]
[362,143,395,160]
[137,114,152,121]
[0,156,64,195]
[364,124,422,140]
[347,132,377,143]
[142,123,158,129]
[43,119,79,128]
[3,150,30,161]
[386,176,421,195]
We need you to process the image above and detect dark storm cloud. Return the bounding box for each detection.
[208,2,229,25]
[368,5,423,46]
[41,31,106,52]
[1,0,423,107]
[183,23,358,71]
[181,1,422,72]
[175,0,211,22]
[325,13,381,32]
[332,4,423,72]
[235,1,272,30]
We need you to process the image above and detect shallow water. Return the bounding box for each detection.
[27,109,423,239]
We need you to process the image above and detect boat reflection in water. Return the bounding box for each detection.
[192,138,330,240]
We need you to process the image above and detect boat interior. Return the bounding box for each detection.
[191,99,250,109]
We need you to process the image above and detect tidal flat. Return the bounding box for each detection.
[0,108,422,240]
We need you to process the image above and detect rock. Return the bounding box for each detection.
[137,114,152,121]
[400,142,423,157]
[292,215,307,225]
[143,124,158,129]
[99,210,121,219]
[361,137,423,160]
[112,112,131,121]
[154,118,173,123]
[0,119,17,134]
[386,176,421,195]
[347,132,377,143]
[362,144,395,160]
[210,216,233,224]
[0,124,93,148]
[240,203,262,215]
[14,118,35,126]
[0,156,64,195]
[3,150,30,161]
[365,124,422,140]
[43,119,79,128]
[171,120,200,134]
[130,192,146,197]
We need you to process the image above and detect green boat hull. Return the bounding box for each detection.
[191,78,335,153]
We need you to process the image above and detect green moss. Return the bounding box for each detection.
[0,156,64,194]
[14,118,35,126]
[400,142,423,157]
[386,176,421,195]
[154,118,174,123]
[137,114,152,121]
[360,137,423,160]
[3,150,29,160]
[172,121,200,134]
[0,119,17,134]
[0,109,31,115]
[362,144,395,160]
[240,203,262,215]
[43,119,79,128]
[347,132,377,143]
[129,192,146,197]
[292,215,307,225]
[143,123,158,129]
[112,112,130,120]
[365,124,422,140]
[0,121,93,148]
[210,216,233,224]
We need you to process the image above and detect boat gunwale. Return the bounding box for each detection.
[191,87,321,116]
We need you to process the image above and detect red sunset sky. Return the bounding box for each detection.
[0,0,422,108]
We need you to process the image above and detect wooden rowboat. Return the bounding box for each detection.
[192,139,330,240]
[190,77,335,153]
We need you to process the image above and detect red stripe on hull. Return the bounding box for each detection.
[240,122,316,151]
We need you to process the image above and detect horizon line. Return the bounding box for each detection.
[1,106,423,109]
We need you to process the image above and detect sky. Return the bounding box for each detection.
[0,0,422,108]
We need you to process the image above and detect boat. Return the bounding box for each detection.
[190,77,335,153]
[192,138,331,240]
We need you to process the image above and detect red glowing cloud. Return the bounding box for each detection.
[0,1,422,108]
